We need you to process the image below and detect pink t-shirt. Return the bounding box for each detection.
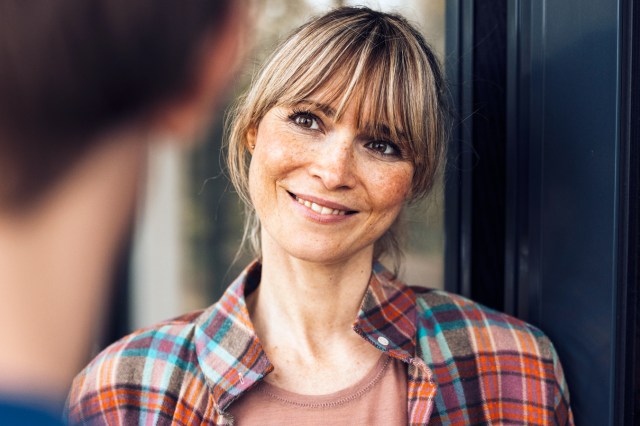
[227,354,407,425]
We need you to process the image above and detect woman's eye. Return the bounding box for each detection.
[366,140,400,157]
[290,112,320,130]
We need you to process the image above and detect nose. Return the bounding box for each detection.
[308,133,357,190]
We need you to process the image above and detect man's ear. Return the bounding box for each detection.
[151,4,247,143]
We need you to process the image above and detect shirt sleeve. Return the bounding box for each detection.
[550,342,575,425]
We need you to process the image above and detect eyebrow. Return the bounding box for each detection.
[296,100,336,118]
[296,99,407,142]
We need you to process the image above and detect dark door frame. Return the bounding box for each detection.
[445,0,639,424]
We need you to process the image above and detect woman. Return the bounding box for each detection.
[68,7,573,425]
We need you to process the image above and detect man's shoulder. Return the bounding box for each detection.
[0,400,64,426]
[67,309,210,424]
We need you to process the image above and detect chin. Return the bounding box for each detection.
[280,240,374,266]
[293,251,347,265]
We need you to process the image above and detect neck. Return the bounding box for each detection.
[249,232,374,355]
[246,232,383,394]
[0,133,146,410]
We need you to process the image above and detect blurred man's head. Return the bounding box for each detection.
[0,0,244,210]
[0,0,246,411]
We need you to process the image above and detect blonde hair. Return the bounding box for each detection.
[226,6,448,267]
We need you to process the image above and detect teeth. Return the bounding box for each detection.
[295,195,348,216]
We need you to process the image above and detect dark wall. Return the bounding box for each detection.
[445,0,639,424]
[518,2,619,424]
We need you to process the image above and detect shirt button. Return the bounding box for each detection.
[377,336,389,346]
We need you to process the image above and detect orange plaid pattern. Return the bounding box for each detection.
[68,262,573,425]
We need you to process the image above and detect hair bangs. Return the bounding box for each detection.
[343,43,421,164]
[279,28,419,163]
[276,29,373,114]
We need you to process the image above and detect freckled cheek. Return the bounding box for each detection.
[368,167,413,211]
[255,132,307,177]
[248,128,307,210]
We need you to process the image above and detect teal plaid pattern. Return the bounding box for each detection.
[68,261,573,425]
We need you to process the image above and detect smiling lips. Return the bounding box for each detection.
[291,193,355,216]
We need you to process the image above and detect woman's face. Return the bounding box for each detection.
[247,95,414,265]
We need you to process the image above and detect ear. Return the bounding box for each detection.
[246,127,257,154]
[151,5,247,142]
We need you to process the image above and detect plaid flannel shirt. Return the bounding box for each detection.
[68,261,573,425]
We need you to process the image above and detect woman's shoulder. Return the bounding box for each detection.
[413,287,544,333]
[408,287,573,424]
[373,265,553,354]
[81,309,204,375]
[411,287,553,351]
[67,309,209,424]
[410,286,563,373]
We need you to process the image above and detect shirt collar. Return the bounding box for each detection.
[353,261,418,361]
[193,260,418,411]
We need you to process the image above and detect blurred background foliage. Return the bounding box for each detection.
[183,0,445,311]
